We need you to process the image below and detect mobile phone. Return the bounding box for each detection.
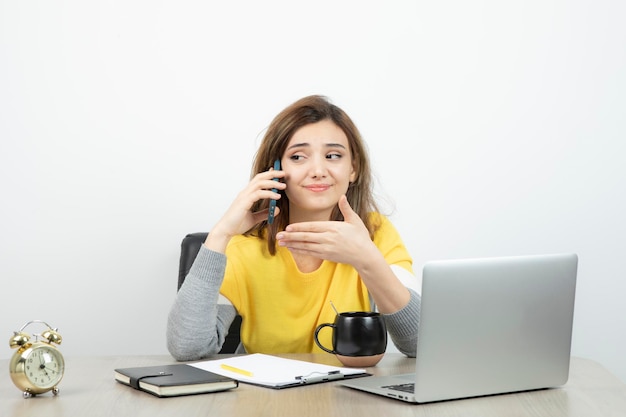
[267,159,281,224]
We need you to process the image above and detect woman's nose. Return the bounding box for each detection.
[310,156,327,178]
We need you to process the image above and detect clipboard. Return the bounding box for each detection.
[190,354,370,389]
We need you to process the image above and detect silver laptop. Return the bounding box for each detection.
[341,253,578,403]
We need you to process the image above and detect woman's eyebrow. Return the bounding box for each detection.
[286,142,347,150]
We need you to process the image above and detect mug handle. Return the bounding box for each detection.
[314,323,336,354]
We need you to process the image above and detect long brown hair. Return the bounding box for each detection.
[247,95,381,255]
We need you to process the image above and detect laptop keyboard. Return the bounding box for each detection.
[383,383,415,393]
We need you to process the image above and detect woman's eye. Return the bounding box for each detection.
[326,153,342,159]
[289,154,304,161]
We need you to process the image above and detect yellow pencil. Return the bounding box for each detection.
[220,363,254,377]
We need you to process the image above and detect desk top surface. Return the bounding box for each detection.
[2,354,626,417]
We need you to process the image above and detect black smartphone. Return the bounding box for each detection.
[267,159,281,224]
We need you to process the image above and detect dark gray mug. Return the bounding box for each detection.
[314,311,387,367]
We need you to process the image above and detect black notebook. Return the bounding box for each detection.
[114,364,238,397]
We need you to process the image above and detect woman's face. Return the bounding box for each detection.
[281,120,356,222]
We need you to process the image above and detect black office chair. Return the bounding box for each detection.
[178,232,242,354]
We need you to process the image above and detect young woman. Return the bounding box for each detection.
[167,95,420,360]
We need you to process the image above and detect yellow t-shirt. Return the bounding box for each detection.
[219,213,413,354]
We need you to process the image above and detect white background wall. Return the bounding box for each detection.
[2,1,625,381]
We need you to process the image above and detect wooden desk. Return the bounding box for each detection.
[1,354,625,417]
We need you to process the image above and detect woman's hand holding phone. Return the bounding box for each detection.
[204,161,284,253]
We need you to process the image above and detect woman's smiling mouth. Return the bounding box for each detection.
[304,184,331,192]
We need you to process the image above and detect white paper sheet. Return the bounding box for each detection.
[190,354,367,388]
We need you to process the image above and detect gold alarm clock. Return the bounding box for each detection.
[9,320,65,398]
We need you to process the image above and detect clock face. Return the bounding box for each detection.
[24,345,65,389]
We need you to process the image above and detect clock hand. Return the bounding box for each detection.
[43,365,58,373]
[39,363,51,378]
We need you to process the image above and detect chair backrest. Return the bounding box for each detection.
[178,233,242,354]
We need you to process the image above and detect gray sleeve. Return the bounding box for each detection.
[383,288,420,357]
[166,246,238,361]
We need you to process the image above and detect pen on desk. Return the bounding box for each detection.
[220,363,254,377]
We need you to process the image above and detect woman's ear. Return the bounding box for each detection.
[349,163,357,183]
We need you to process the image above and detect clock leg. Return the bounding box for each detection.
[23,391,33,399]
[53,387,60,396]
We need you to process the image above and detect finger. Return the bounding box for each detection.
[284,222,332,233]
[338,195,357,222]
[265,165,285,179]
[277,229,337,248]
[278,239,324,255]
[256,178,286,192]
[252,170,286,187]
